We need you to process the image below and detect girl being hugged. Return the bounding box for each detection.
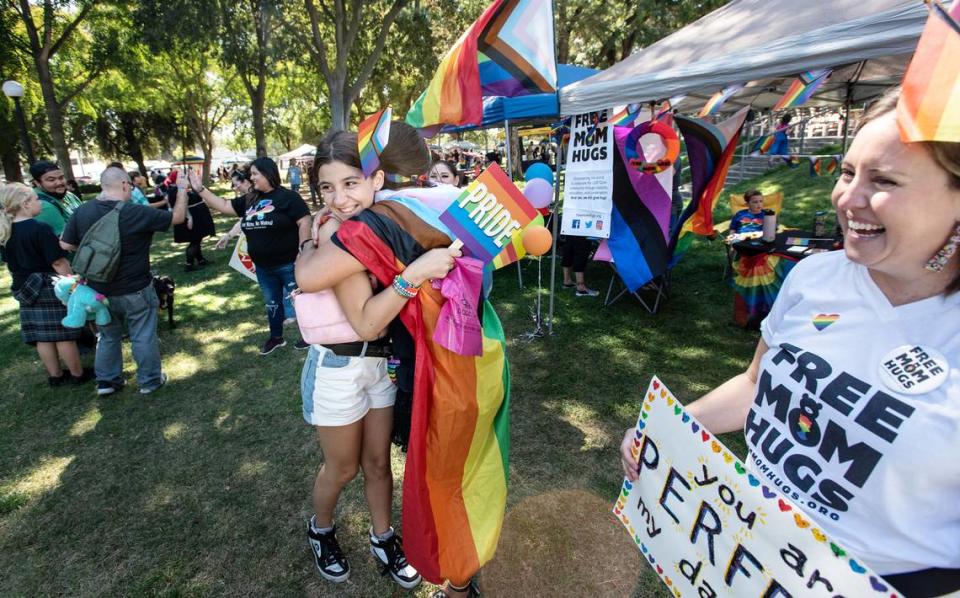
[297,122,459,590]
[0,183,92,386]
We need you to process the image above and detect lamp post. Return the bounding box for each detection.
[2,80,35,166]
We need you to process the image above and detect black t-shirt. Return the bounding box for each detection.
[0,219,66,290]
[61,200,172,296]
[230,187,309,268]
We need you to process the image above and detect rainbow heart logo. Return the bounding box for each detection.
[813,313,839,331]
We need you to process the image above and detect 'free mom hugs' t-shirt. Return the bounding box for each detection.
[231,187,309,268]
[750,250,960,575]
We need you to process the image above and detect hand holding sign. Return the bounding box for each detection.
[616,377,902,598]
[439,163,538,265]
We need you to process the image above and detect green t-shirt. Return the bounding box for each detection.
[34,189,83,237]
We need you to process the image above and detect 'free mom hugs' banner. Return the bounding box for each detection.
[616,377,901,598]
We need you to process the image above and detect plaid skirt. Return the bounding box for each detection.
[15,273,81,345]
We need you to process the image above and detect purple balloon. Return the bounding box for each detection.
[523,178,553,209]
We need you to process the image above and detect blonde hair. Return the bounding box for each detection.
[0,183,35,246]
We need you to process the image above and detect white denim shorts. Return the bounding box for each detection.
[300,345,396,426]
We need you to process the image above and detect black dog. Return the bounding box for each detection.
[152,274,176,329]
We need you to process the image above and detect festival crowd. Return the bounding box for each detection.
[1,83,958,596]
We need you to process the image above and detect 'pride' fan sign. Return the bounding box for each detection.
[440,163,539,264]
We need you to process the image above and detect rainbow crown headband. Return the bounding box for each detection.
[358,107,392,177]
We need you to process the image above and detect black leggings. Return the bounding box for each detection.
[562,235,590,273]
[185,240,205,265]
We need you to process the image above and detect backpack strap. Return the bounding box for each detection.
[35,191,68,218]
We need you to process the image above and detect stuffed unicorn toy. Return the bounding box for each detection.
[52,275,112,327]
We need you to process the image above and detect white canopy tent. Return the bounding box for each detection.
[277,143,316,168]
[560,0,932,115]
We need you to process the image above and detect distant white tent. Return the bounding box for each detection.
[277,143,317,168]
[560,0,933,115]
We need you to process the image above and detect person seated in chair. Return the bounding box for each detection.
[729,190,765,235]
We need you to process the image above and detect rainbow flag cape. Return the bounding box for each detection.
[490,213,544,269]
[670,108,749,261]
[809,156,839,176]
[335,198,510,585]
[773,69,831,111]
[898,0,960,142]
[358,108,392,177]
[407,0,556,129]
[698,84,744,117]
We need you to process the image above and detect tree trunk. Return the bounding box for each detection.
[120,114,147,176]
[251,85,267,158]
[35,60,75,181]
[201,141,213,186]
[2,147,23,182]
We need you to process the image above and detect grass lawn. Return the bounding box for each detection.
[0,167,835,597]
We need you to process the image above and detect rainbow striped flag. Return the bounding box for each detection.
[773,69,831,111]
[670,108,749,260]
[809,156,839,176]
[698,84,744,117]
[407,0,556,129]
[335,200,510,585]
[358,108,392,177]
[440,163,538,264]
[609,103,643,126]
[898,0,960,142]
[490,213,544,269]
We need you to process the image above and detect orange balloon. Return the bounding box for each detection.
[522,225,553,256]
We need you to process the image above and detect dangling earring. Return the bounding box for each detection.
[925,223,960,272]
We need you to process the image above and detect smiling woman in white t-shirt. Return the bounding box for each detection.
[622,87,960,597]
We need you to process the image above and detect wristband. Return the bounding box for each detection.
[391,275,420,299]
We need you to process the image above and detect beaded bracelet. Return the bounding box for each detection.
[391,274,420,298]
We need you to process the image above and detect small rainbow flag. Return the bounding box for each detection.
[490,213,544,269]
[358,108,392,177]
[698,84,744,117]
[898,0,960,142]
[609,103,642,126]
[440,163,538,265]
[809,156,839,177]
[773,69,831,111]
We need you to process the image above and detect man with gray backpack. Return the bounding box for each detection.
[60,167,188,395]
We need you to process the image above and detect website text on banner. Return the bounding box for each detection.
[561,109,613,238]
[439,162,538,264]
[616,377,901,598]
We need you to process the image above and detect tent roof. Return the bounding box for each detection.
[560,0,931,115]
[277,143,316,160]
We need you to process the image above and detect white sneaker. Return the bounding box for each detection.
[369,528,421,589]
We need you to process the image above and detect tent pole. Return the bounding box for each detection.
[547,131,563,335]
[841,83,852,155]
[504,120,513,179]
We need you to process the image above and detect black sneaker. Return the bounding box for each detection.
[575,287,599,297]
[295,338,310,350]
[96,380,124,396]
[370,528,421,590]
[307,517,350,583]
[259,337,286,355]
[48,374,67,387]
[69,368,95,385]
[430,579,480,598]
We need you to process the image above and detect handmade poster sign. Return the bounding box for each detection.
[616,377,902,598]
[439,163,538,265]
[561,109,613,238]
[228,233,257,283]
